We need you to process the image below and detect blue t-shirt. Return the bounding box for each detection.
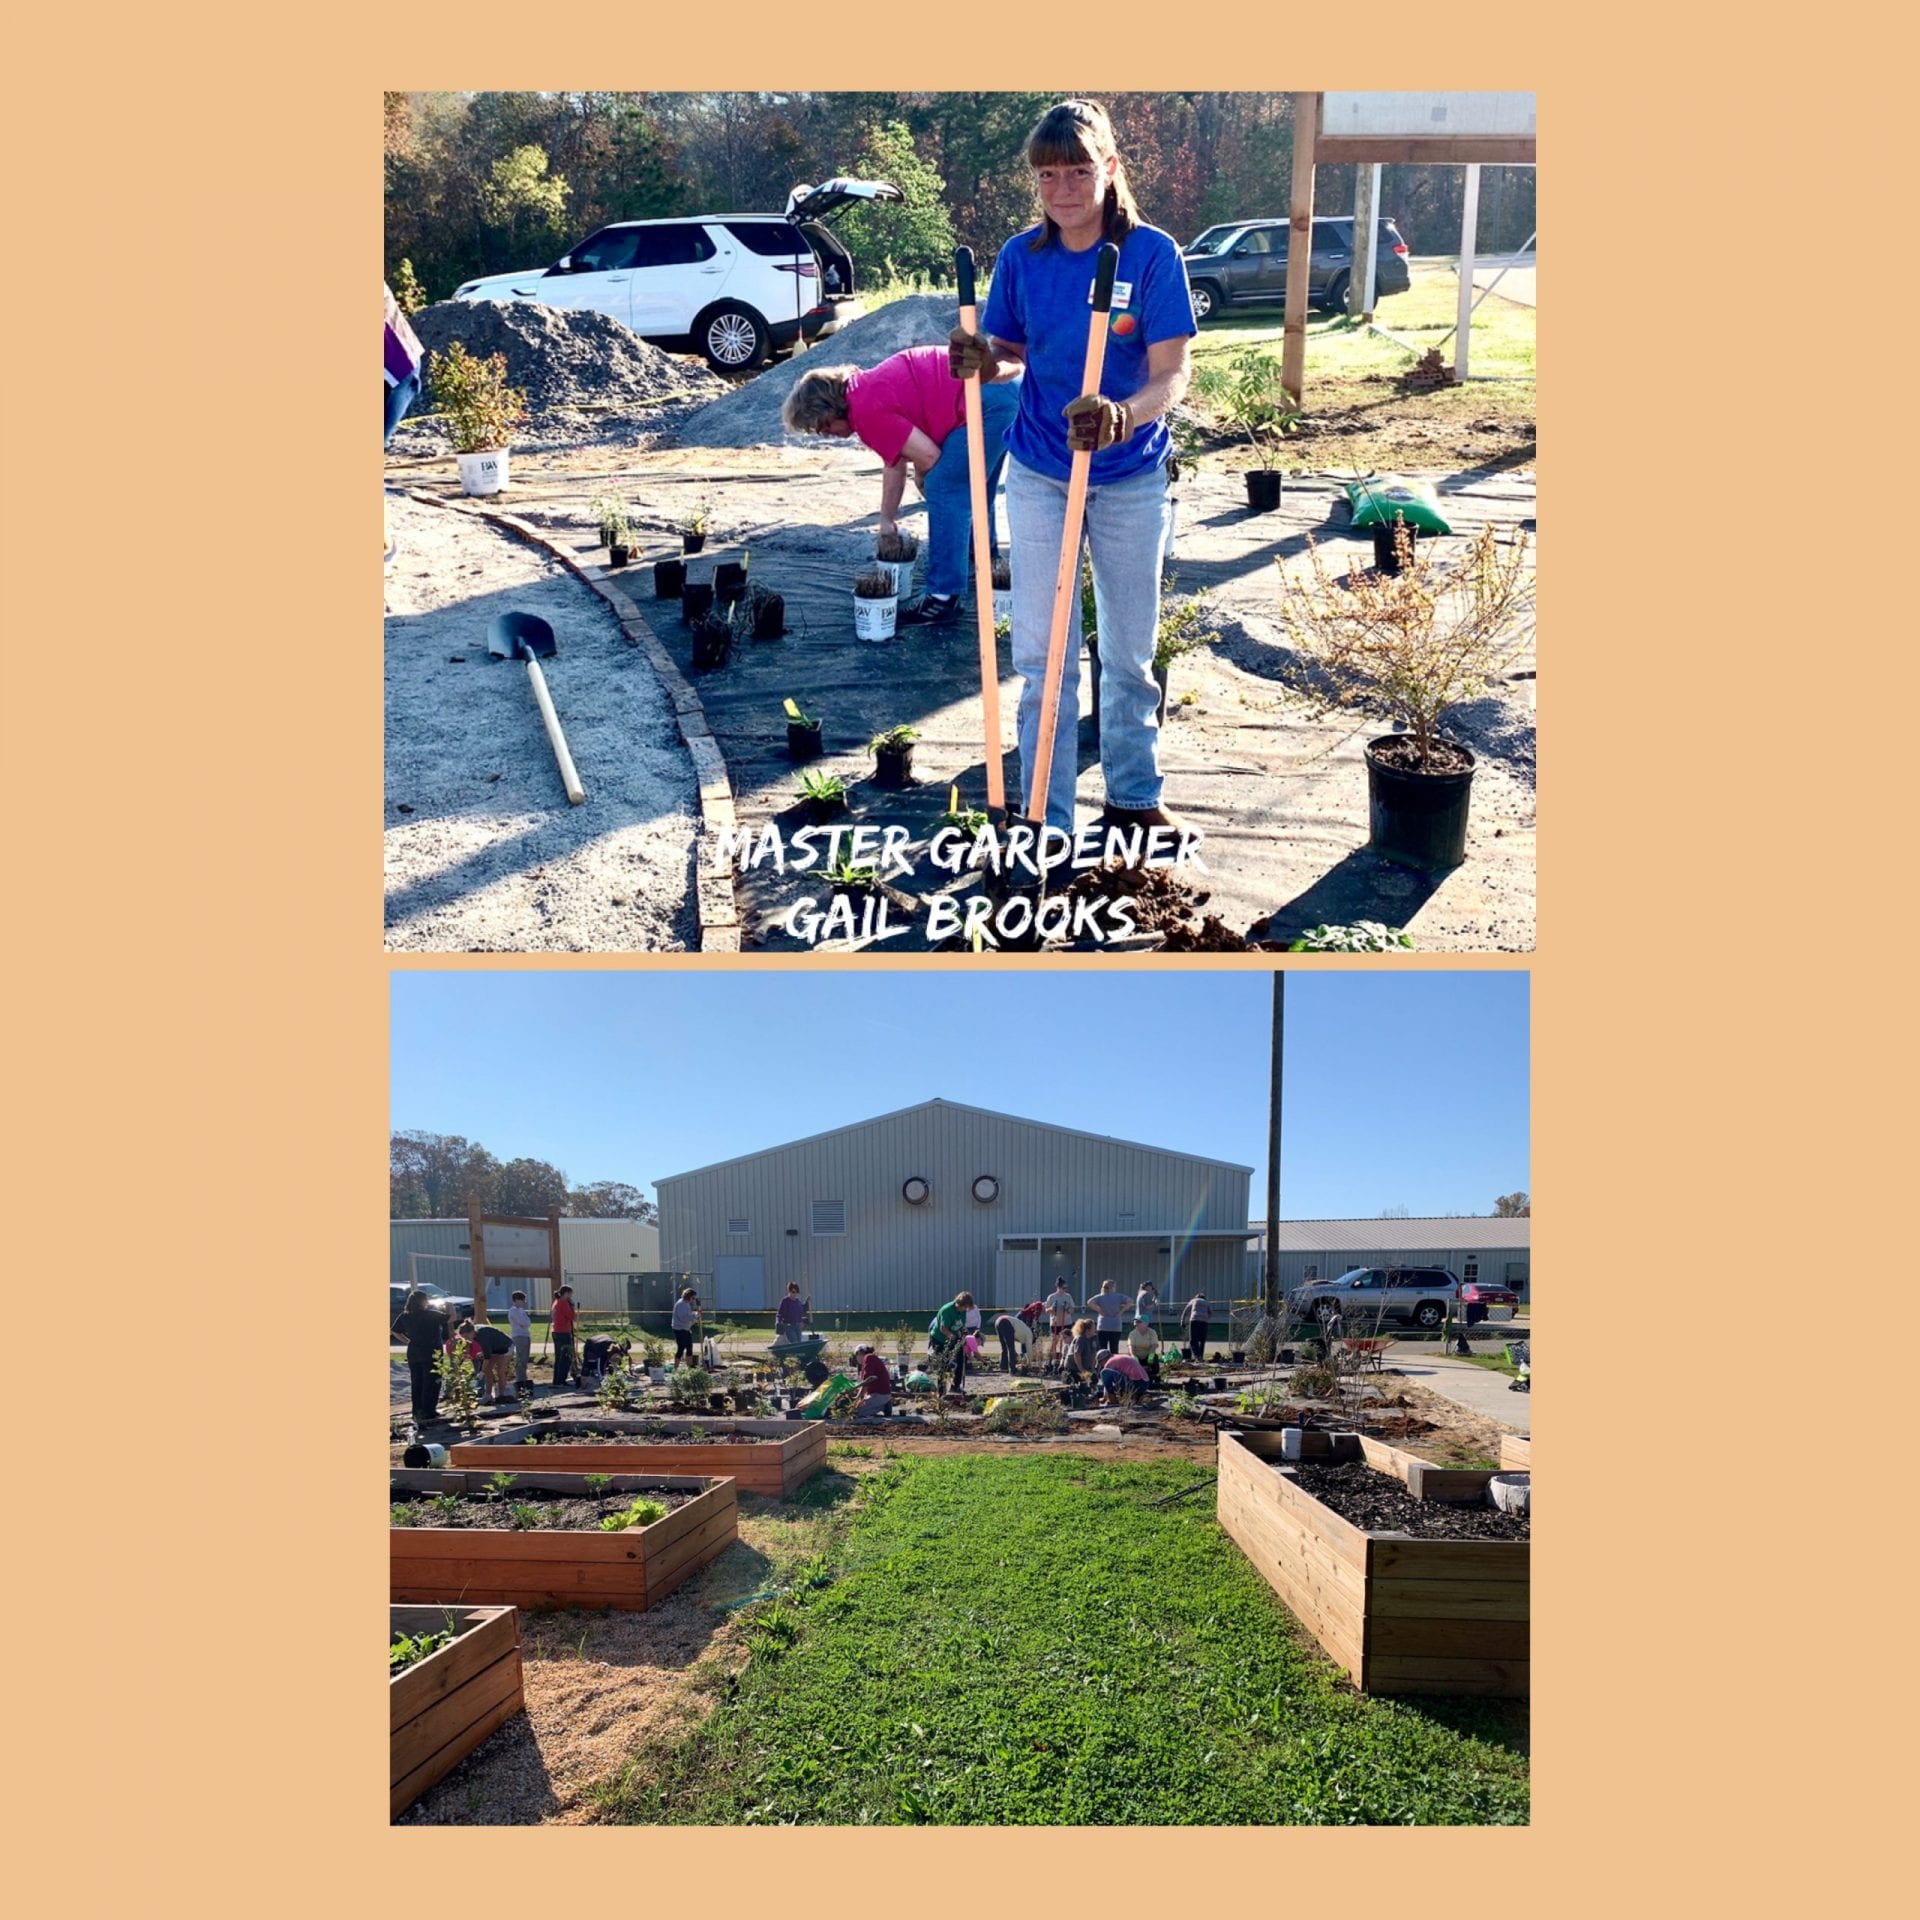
[982,222,1195,486]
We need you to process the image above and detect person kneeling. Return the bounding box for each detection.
[1099,1351,1151,1404]
[851,1345,894,1420]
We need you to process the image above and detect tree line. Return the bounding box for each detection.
[385,92,1536,306]
[391,1129,655,1222]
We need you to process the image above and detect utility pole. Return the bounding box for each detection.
[1262,973,1284,1319]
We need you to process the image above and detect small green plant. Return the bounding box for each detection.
[390,1620,458,1673]
[1152,590,1213,673]
[784,696,819,730]
[668,1366,712,1408]
[484,1471,517,1502]
[508,1502,543,1529]
[597,1363,635,1414]
[598,1495,668,1533]
[391,258,429,316]
[825,855,877,891]
[1192,349,1301,470]
[430,1492,463,1519]
[639,1337,666,1371]
[390,1503,414,1528]
[994,614,1011,642]
[939,784,988,837]
[1166,1390,1203,1419]
[433,1345,484,1435]
[869,724,920,754]
[796,769,847,809]
[1235,1381,1288,1416]
[428,341,529,455]
[1287,922,1413,953]
[688,1423,709,1442]
[684,500,709,538]
[590,494,633,547]
[521,1434,540,1446]
[583,1473,615,1496]
[853,565,896,600]
[1287,1363,1339,1399]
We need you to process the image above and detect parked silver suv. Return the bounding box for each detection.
[1289,1266,1459,1331]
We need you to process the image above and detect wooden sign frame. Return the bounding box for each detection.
[466,1203,563,1325]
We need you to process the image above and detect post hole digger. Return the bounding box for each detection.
[486,611,585,806]
[955,244,1008,826]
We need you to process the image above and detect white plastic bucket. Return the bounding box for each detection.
[992,587,1014,624]
[1279,1428,1305,1461]
[874,556,913,597]
[854,594,898,641]
[1488,1471,1530,1515]
[456,449,509,496]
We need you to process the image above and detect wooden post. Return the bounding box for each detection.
[1281,91,1320,403]
[1262,973,1284,1318]
[468,1199,488,1325]
[1455,163,1481,381]
[547,1208,563,1322]
[1349,162,1379,319]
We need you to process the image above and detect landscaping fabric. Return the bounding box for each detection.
[640,1453,1528,1824]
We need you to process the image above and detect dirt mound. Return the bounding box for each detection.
[1062,860,1276,952]
[673,293,959,449]
[411,299,729,412]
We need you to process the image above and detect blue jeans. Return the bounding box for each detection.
[921,377,1019,599]
[384,370,421,446]
[1005,456,1172,828]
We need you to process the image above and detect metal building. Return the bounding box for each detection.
[1250,1217,1532,1300]
[389,1217,662,1312]
[654,1098,1255,1314]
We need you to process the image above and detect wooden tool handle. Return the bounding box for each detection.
[525,658,586,805]
[955,245,1006,814]
[1025,241,1120,826]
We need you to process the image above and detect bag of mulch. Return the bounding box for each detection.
[1345,474,1452,536]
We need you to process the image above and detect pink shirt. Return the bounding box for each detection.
[844,346,967,465]
[1104,1354,1150,1382]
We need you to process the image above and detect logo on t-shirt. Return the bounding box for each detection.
[1110,312,1138,337]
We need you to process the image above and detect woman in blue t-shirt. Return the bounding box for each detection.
[951,100,1197,833]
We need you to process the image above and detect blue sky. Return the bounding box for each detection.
[390,970,1528,1219]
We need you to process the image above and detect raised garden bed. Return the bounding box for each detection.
[390,1603,524,1819]
[446,1416,828,1495]
[390,1469,738,1612]
[1499,1433,1531,1472]
[1216,1429,1529,1698]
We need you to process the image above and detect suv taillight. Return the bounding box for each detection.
[1391,242,1409,256]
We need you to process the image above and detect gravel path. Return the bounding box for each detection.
[384,498,699,951]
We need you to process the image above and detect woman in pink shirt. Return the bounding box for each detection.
[782,344,1020,627]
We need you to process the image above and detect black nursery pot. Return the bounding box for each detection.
[608,544,631,568]
[752,594,786,641]
[682,581,715,626]
[787,721,823,762]
[654,558,685,598]
[1365,735,1475,873]
[714,560,747,600]
[1371,524,1421,575]
[1245,468,1283,512]
[873,743,915,790]
[682,531,706,555]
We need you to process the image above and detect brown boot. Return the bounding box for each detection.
[1100,803,1185,833]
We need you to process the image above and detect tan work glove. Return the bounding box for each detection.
[948,326,1000,383]
[1065,393,1130,453]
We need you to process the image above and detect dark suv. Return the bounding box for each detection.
[1183,217,1412,322]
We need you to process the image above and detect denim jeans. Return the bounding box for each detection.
[921,378,1019,600]
[1005,456,1172,827]
[551,1331,576,1387]
[384,370,420,447]
[512,1334,532,1386]
[853,1394,892,1421]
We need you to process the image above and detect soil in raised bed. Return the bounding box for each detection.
[1288,1460,1529,1540]
[390,1487,702,1531]
[519,1428,771,1446]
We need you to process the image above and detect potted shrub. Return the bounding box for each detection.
[825,855,878,899]
[429,342,529,497]
[653,556,686,599]
[715,551,748,603]
[784,697,823,762]
[591,494,632,552]
[1194,349,1299,512]
[1275,521,1534,872]
[875,527,919,598]
[682,576,715,627]
[690,607,734,673]
[681,502,709,555]
[748,584,786,641]
[938,784,988,837]
[795,769,849,824]
[853,564,898,643]
[991,554,1013,625]
[869,723,919,790]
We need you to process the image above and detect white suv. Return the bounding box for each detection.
[452,178,901,373]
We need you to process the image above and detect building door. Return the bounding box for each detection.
[713,1255,765,1310]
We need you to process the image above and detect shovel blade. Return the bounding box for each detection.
[487,610,557,660]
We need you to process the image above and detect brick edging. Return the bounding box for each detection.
[403,492,740,953]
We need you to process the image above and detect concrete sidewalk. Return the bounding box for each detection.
[1387,1349,1530,1433]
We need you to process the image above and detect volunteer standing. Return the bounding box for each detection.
[950,99,1196,832]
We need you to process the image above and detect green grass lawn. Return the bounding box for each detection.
[614,1453,1528,1826]
[1458,1352,1523,1379]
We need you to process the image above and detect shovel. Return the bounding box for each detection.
[954,245,1006,819]
[487,611,585,806]
[1025,241,1119,829]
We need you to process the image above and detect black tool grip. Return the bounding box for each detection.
[1090,243,1119,311]
[955,246,977,308]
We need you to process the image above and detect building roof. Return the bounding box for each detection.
[1253,1216,1531,1252]
[656,1098,1255,1183]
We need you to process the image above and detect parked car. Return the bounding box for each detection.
[453,178,902,373]
[389,1280,473,1337]
[1182,216,1412,322]
[1458,1278,1520,1323]
[1288,1266,1459,1331]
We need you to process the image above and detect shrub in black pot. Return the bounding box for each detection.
[784,698,823,762]
[749,587,786,640]
[1274,521,1534,875]
[795,770,848,824]
[608,543,631,568]
[1245,467,1283,512]
[714,559,747,601]
[869,724,919,790]
[654,558,685,599]
[681,508,708,555]
[682,581,715,627]
[690,611,733,672]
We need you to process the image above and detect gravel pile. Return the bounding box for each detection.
[411,298,729,412]
[673,293,959,448]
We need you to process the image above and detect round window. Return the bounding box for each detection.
[902,1176,931,1205]
[971,1175,1000,1204]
